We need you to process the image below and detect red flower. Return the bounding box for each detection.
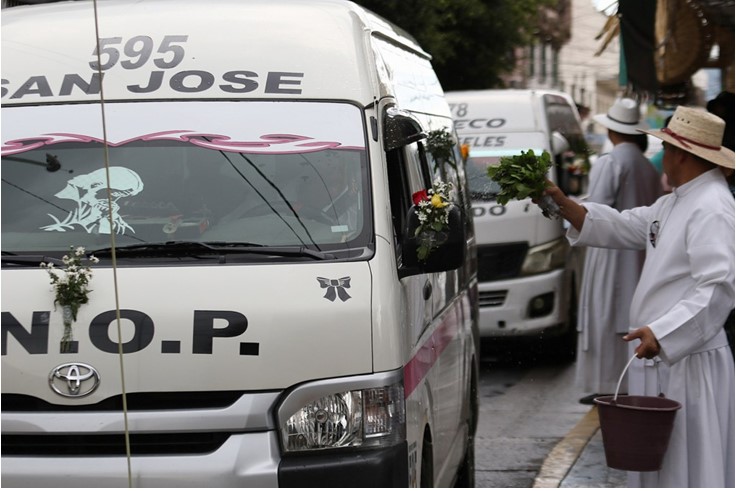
[412,189,429,205]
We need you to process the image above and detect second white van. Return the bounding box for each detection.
[446,89,588,358]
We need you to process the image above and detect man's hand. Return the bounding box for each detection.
[532,180,587,231]
[623,326,661,359]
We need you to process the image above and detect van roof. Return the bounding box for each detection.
[445,88,582,134]
[2,0,439,107]
[445,89,575,106]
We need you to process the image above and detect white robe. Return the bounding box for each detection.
[575,142,662,394]
[568,169,735,488]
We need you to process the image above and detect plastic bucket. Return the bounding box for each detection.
[594,355,682,472]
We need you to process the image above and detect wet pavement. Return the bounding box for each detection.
[475,357,628,488]
[533,406,627,488]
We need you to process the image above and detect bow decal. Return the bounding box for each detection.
[317,277,352,302]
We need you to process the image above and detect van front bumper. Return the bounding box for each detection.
[279,441,408,487]
[1,431,281,488]
[477,268,569,338]
[2,432,408,488]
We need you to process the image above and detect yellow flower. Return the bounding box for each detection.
[431,194,448,208]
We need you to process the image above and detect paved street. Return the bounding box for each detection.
[559,427,627,488]
[475,352,626,487]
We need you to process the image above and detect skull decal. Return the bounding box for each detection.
[42,167,144,234]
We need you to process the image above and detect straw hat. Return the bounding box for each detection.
[593,98,648,135]
[642,106,735,169]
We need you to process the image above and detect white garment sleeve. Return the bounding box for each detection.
[566,202,649,250]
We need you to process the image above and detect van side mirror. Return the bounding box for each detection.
[383,107,427,151]
[399,204,466,278]
[551,131,570,156]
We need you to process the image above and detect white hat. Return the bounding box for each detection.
[593,98,648,135]
[642,105,735,169]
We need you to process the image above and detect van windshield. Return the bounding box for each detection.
[466,155,503,201]
[1,101,371,260]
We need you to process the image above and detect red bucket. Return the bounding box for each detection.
[594,355,681,472]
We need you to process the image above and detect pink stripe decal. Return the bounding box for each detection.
[1,131,365,157]
[403,307,461,398]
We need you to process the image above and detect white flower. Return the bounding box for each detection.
[41,245,95,320]
[412,179,454,262]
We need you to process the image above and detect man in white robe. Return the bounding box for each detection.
[539,105,735,488]
[576,99,662,403]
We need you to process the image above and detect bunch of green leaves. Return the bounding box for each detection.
[426,129,456,164]
[486,149,552,205]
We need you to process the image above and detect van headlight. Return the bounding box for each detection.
[278,377,405,453]
[521,237,569,275]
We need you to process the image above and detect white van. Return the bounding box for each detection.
[445,89,587,357]
[0,1,479,487]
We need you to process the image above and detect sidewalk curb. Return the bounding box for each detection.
[532,406,600,488]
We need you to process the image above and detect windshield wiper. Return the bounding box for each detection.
[1,252,63,267]
[4,153,62,172]
[91,241,335,260]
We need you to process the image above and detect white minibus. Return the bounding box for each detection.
[1,0,479,486]
[446,89,588,358]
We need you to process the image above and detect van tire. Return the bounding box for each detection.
[558,278,578,362]
[454,436,475,488]
[420,429,433,488]
[454,362,477,487]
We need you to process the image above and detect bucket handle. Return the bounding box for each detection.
[613,354,638,403]
[614,354,665,403]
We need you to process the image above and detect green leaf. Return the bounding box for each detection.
[417,244,429,261]
[486,149,554,203]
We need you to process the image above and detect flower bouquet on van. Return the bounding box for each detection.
[412,178,454,261]
[426,129,456,166]
[486,149,560,219]
[40,246,98,353]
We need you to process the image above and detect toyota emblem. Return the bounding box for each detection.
[48,362,100,398]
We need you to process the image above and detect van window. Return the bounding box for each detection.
[423,139,460,189]
[405,142,430,191]
[387,141,431,257]
[543,94,589,196]
[386,148,407,253]
[543,94,585,151]
[1,101,372,259]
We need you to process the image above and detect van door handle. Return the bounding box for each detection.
[423,280,432,301]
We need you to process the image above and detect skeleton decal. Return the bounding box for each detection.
[42,167,144,234]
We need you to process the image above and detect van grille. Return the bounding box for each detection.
[1,391,243,412]
[1,432,231,456]
[2,392,252,456]
[479,290,507,308]
[477,243,528,282]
